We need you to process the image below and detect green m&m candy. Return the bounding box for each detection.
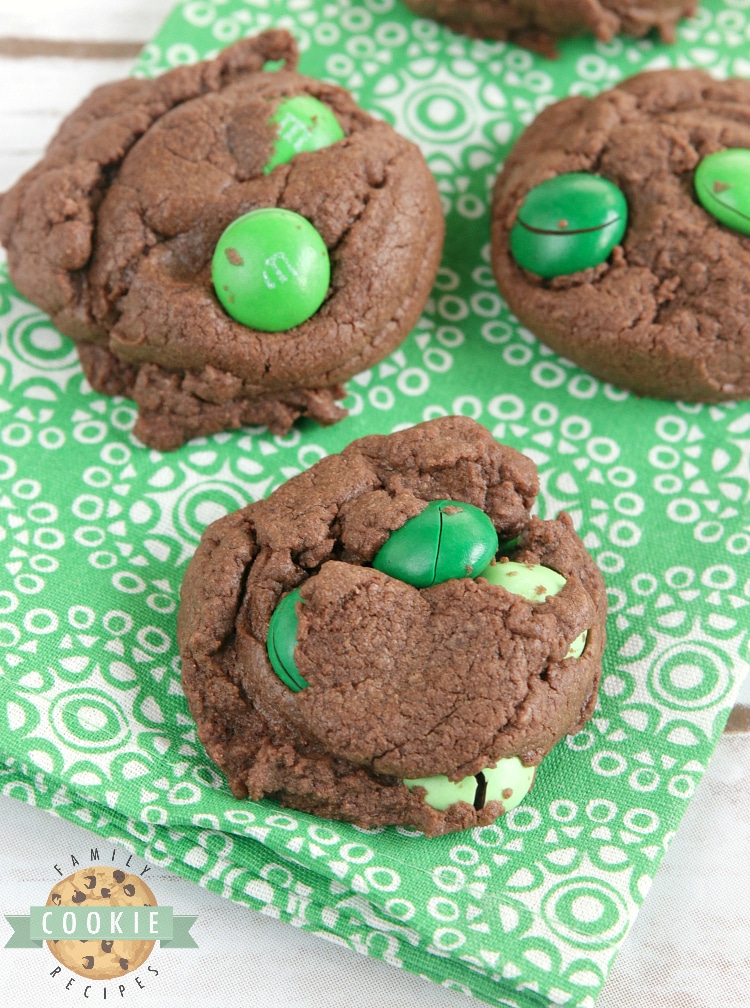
[373,500,499,589]
[510,172,628,279]
[212,208,330,331]
[267,588,309,692]
[481,759,536,810]
[694,148,750,236]
[264,95,345,174]
[404,757,536,812]
[481,559,566,600]
[404,769,475,810]
[481,560,587,658]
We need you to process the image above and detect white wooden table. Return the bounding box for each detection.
[0,2,748,1005]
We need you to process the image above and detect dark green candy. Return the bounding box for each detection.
[510,172,628,279]
[372,500,499,589]
[694,148,750,237]
[267,588,309,692]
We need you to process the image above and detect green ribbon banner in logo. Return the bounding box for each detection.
[4,909,198,948]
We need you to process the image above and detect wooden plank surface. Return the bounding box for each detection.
[0,57,140,190]
[0,0,171,41]
[0,0,174,191]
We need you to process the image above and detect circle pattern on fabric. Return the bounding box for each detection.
[1,4,748,1008]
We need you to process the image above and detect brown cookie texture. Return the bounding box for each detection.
[491,69,750,403]
[0,31,444,451]
[177,416,606,836]
[401,0,697,53]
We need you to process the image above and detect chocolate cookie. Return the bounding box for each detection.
[177,416,606,836]
[0,31,444,450]
[401,0,697,54]
[491,69,750,403]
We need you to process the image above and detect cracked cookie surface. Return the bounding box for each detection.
[177,416,606,836]
[491,69,750,402]
[0,31,444,450]
[401,0,697,54]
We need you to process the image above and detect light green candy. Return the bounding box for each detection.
[405,771,475,810]
[565,632,586,659]
[480,560,587,659]
[694,148,750,237]
[481,559,565,599]
[211,208,330,332]
[264,95,345,175]
[404,757,535,813]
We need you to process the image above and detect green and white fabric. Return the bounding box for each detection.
[0,1,748,1005]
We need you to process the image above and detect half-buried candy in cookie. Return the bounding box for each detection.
[177,416,606,836]
[0,30,444,450]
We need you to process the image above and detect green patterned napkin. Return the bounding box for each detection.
[1,1,749,1005]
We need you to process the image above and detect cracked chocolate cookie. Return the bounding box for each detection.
[491,69,750,402]
[177,416,606,836]
[0,31,444,450]
[401,0,697,54]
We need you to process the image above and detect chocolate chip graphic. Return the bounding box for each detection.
[123,884,136,897]
[113,870,125,883]
[45,868,159,980]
